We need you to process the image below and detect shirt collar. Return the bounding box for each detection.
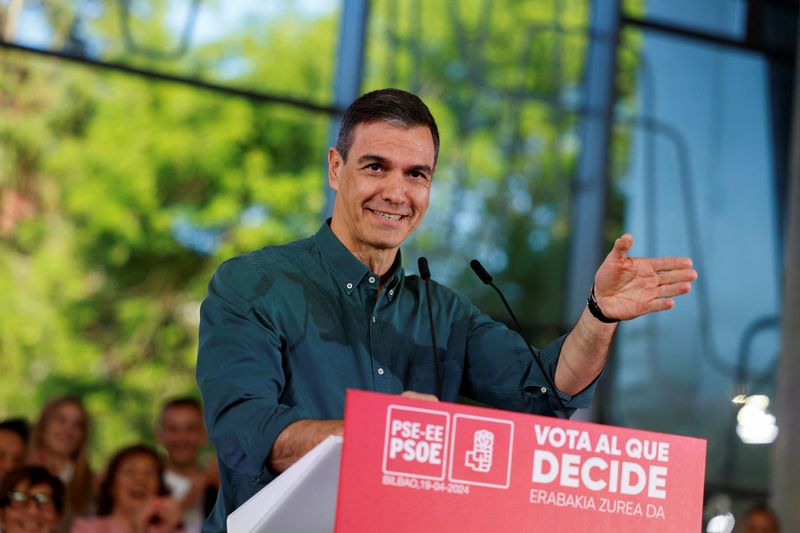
[314,220,404,297]
[383,253,403,302]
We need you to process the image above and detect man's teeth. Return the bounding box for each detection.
[372,210,401,221]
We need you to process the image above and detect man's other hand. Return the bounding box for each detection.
[401,391,439,402]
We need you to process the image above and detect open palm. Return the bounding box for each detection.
[593,234,698,321]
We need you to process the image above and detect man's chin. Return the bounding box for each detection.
[368,225,415,247]
[170,457,198,469]
[364,236,405,251]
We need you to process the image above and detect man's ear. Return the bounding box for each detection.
[328,147,343,190]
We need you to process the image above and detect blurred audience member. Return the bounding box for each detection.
[0,419,28,484]
[156,398,218,533]
[28,396,94,523]
[71,444,182,533]
[740,504,780,533]
[0,465,65,533]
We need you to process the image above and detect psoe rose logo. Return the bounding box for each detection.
[449,414,514,489]
[465,429,495,473]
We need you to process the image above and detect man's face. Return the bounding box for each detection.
[0,429,25,482]
[329,121,435,255]
[157,406,206,469]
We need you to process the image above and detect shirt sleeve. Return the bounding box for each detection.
[196,255,309,479]
[460,301,598,418]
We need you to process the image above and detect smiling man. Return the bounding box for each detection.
[157,398,218,533]
[196,88,697,531]
[328,119,434,271]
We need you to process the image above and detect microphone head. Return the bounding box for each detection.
[418,256,431,280]
[470,259,493,285]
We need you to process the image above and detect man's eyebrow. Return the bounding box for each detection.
[357,155,433,176]
[357,154,390,165]
[408,164,433,175]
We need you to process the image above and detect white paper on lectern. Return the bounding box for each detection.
[226,435,343,533]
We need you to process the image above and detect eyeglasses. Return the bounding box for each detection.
[6,491,55,511]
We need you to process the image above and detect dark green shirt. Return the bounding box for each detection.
[196,221,595,532]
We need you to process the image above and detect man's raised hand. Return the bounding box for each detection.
[592,234,698,322]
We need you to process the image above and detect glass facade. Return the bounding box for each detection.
[8,0,341,104]
[611,0,793,517]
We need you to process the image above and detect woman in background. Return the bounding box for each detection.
[71,444,182,533]
[28,396,94,527]
[0,465,64,533]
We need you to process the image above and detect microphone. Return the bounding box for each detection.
[418,257,442,397]
[469,259,493,284]
[469,259,568,416]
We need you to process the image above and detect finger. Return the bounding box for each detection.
[646,298,676,313]
[655,282,693,298]
[610,234,634,260]
[645,256,694,271]
[657,268,698,285]
[401,390,439,402]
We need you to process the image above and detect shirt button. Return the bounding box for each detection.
[346,283,353,290]
[377,368,385,375]
[372,315,376,323]
[540,386,548,394]
[389,289,394,296]
[368,276,376,283]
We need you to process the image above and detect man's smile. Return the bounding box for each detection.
[366,208,406,222]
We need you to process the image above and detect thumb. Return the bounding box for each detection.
[610,234,633,260]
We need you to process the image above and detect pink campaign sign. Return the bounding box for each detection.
[335,390,706,533]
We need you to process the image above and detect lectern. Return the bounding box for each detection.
[230,390,707,532]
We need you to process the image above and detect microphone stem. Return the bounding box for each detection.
[424,279,442,397]
[489,282,569,417]
[490,283,522,332]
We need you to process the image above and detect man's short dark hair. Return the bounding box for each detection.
[162,396,202,412]
[0,418,29,444]
[335,88,440,164]
[159,396,203,426]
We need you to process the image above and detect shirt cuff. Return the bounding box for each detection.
[553,371,601,410]
[216,405,310,481]
[522,334,602,413]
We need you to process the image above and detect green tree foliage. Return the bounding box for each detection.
[0,2,331,462]
[0,0,639,465]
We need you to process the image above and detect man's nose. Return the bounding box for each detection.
[381,171,407,204]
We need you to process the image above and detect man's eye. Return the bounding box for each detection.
[368,164,381,171]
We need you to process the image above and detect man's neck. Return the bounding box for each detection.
[350,246,397,276]
[166,459,199,477]
[328,218,399,276]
